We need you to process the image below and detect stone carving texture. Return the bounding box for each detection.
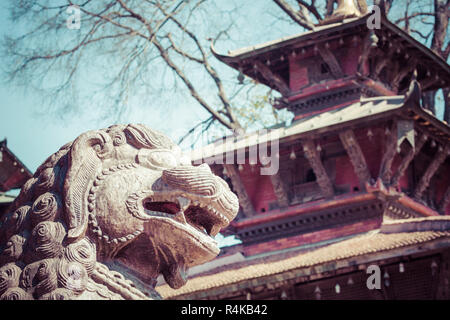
[0,124,239,300]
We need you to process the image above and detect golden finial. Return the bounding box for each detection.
[322,0,368,25]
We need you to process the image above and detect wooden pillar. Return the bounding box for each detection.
[302,139,334,198]
[379,123,398,185]
[223,164,255,217]
[392,57,417,91]
[390,133,428,186]
[339,129,371,190]
[317,44,344,78]
[414,144,450,200]
[254,61,291,96]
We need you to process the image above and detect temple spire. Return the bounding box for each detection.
[322,0,368,25]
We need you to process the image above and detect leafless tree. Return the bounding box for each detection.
[2,0,449,140]
[2,0,254,133]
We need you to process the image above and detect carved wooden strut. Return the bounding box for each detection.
[339,129,371,190]
[302,139,334,198]
[224,164,255,217]
[414,144,450,200]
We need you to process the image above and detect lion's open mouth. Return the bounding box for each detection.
[143,195,229,239]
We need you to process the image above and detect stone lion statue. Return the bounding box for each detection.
[0,124,239,300]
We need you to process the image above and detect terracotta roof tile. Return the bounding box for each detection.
[157,230,450,299]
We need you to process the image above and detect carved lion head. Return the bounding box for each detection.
[0,124,239,299]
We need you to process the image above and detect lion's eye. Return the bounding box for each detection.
[148,151,177,168]
[137,149,178,170]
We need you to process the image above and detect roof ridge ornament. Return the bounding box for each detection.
[322,0,368,25]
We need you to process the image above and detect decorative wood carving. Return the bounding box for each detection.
[254,61,291,96]
[339,130,371,189]
[414,144,450,200]
[392,58,417,91]
[302,139,334,198]
[224,164,255,217]
[391,133,428,186]
[421,74,439,90]
[317,44,344,79]
[358,30,378,75]
[379,122,398,185]
[373,45,397,80]
[0,124,239,300]
[268,170,290,208]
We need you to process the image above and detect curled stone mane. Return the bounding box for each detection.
[0,124,239,300]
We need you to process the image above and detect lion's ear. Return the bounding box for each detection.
[63,130,113,241]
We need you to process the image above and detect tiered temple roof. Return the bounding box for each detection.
[160,8,450,300]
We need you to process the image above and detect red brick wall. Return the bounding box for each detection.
[240,164,277,214]
[289,55,309,92]
[335,155,360,191]
[244,217,382,256]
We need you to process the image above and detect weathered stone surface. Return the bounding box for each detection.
[0,124,239,300]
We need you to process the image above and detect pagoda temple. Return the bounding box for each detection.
[157,5,450,300]
[0,139,32,216]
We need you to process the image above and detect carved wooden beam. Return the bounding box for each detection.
[224,164,255,217]
[379,123,398,185]
[392,59,417,91]
[316,44,344,78]
[339,130,371,189]
[358,30,378,75]
[267,170,290,208]
[254,61,291,96]
[439,186,450,213]
[373,45,396,79]
[302,139,334,198]
[414,144,450,200]
[391,133,428,186]
[421,74,439,91]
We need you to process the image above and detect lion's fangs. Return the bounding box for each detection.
[143,193,229,237]
[144,195,221,238]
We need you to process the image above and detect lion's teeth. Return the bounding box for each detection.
[210,225,221,237]
[176,196,191,211]
[173,211,187,224]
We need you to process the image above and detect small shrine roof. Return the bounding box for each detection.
[157,217,450,299]
[0,139,33,192]
[213,15,450,92]
[219,17,363,59]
